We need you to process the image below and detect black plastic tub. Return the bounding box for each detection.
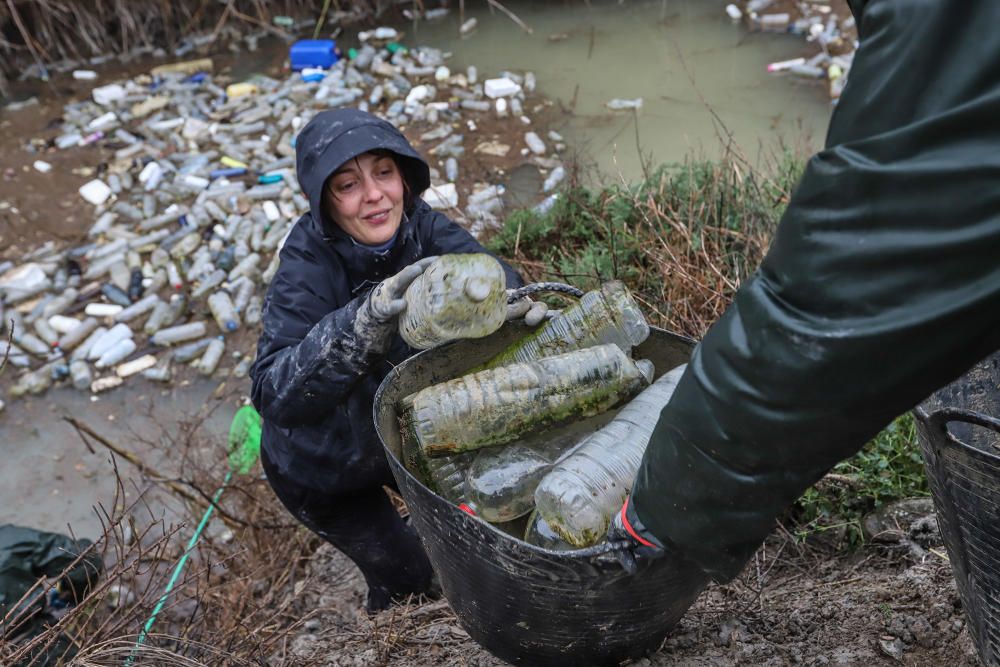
[374,323,709,666]
[914,353,1000,667]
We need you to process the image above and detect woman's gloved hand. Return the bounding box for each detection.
[353,257,438,353]
[506,292,549,327]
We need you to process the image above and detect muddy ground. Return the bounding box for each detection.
[286,529,980,666]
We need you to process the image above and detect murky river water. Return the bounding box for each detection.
[402,0,832,181]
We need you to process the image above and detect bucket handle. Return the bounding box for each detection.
[507,282,585,303]
[926,407,1000,454]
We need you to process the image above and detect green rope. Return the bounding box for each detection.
[125,471,232,666]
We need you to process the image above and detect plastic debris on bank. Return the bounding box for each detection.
[0,27,569,404]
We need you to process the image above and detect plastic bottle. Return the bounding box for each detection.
[33,318,60,347]
[208,291,241,332]
[42,288,79,319]
[87,323,133,361]
[114,294,160,323]
[533,364,686,548]
[524,132,546,155]
[244,295,263,326]
[483,281,649,369]
[401,344,654,458]
[464,434,580,523]
[606,98,643,111]
[71,326,107,362]
[191,269,226,299]
[231,277,255,312]
[524,510,575,551]
[10,368,53,397]
[444,157,459,182]
[58,317,99,352]
[101,283,132,307]
[150,321,207,346]
[48,316,80,335]
[197,338,225,375]
[70,359,93,390]
[228,253,260,281]
[542,166,566,193]
[116,354,157,378]
[97,339,135,370]
[172,337,214,362]
[398,253,508,350]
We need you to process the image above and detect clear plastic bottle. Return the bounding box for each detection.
[482,281,649,369]
[208,291,240,332]
[398,253,508,350]
[96,338,137,369]
[402,344,654,458]
[114,294,160,323]
[58,317,99,351]
[70,359,93,390]
[533,364,686,548]
[151,321,207,346]
[524,510,575,551]
[197,338,225,375]
[88,323,133,361]
[169,339,211,364]
[464,432,581,523]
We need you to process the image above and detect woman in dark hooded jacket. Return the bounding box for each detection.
[250,108,545,612]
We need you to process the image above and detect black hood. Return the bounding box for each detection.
[295,108,431,237]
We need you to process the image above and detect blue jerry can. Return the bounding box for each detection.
[289,40,338,71]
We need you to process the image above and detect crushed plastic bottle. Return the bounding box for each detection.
[533,364,686,547]
[398,254,508,349]
[401,344,654,458]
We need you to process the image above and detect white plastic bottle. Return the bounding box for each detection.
[533,364,686,547]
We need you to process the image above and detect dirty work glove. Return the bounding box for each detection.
[605,496,667,574]
[354,256,438,353]
[506,292,549,327]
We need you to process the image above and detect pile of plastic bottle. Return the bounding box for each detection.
[0,27,570,412]
[725,0,858,102]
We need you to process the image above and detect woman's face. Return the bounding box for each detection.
[324,152,405,245]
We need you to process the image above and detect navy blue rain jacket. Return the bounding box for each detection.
[250,109,522,491]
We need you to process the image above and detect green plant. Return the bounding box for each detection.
[488,150,802,338]
[791,413,929,547]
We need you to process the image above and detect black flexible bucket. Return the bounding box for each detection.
[913,353,1000,667]
[374,324,709,666]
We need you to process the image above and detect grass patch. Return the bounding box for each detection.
[792,413,929,547]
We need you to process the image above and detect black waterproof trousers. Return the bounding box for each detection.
[630,0,1000,581]
[261,449,433,608]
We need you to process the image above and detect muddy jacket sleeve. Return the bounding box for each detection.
[251,246,389,428]
[629,0,1000,582]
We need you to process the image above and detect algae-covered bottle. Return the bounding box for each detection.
[482,280,649,368]
[400,344,654,458]
[398,253,508,350]
[524,510,575,551]
[533,364,686,548]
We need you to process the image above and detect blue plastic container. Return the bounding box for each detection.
[289,40,338,71]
